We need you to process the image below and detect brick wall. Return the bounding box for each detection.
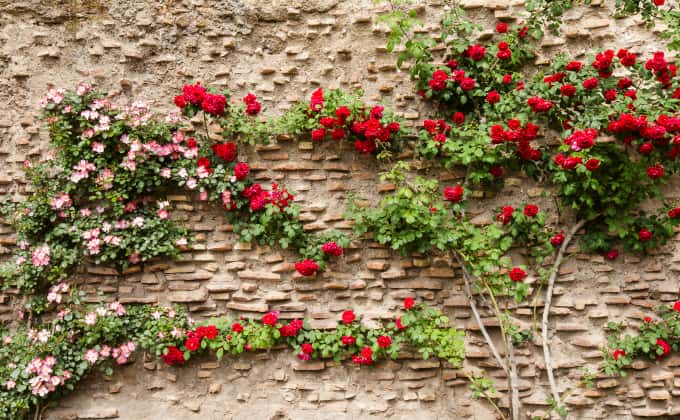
[1,0,679,418]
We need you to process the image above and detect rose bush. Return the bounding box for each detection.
[0,296,463,418]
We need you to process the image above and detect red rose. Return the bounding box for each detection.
[460,77,476,91]
[322,241,343,257]
[310,88,324,112]
[617,77,633,90]
[370,106,384,120]
[489,166,504,178]
[246,101,261,116]
[497,206,514,225]
[668,207,680,218]
[301,343,314,355]
[523,204,538,217]
[185,336,200,352]
[194,326,207,339]
[335,106,351,122]
[566,61,582,71]
[234,162,249,181]
[673,301,680,312]
[638,228,653,242]
[201,93,226,116]
[352,346,374,365]
[341,335,355,345]
[452,112,465,125]
[205,325,218,340]
[395,317,407,330]
[638,142,654,154]
[497,49,512,60]
[496,22,508,33]
[509,267,526,282]
[311,128,326,142]
[605,249,619,260]
[657,338,671,359]
[211,142,236,162]
[243,93,257,104]
[443,185,464,203]
[613,349,625,361]
[585,158,600,171]
[341,310,356,324]
[486,90,501,104]
[467,44,486,61]
[295,259,319,276]
[320,117,335,129]
[262,311,279,326]
[197,157,212,174]
[404,297,415,310]
[162,346,185,366]
[647,164,664,179]
[604,89,617,102]
[331,128,346,140]
[560,83,576,97]
[182,82,206,105]
[645,316,653,323]
[377,335,392,348]
[654,0,664,5]
[174,95,187,108]
[583,78,599,89]
[551,232,565,246]
[231,322,243,333]
[187,138,197,148]
[518,25,528,38]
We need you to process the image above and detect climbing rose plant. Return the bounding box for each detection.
[0,295,463,419]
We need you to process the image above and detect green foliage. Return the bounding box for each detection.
[345,162,461,255]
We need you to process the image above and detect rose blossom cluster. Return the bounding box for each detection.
[25,356,71,397]
[423,118,451,145]
[307,88,400,154]
[243,93,262,116]
[174,82,227,116]
[47,282,69,304]
[489,119,541,161]
[85,341,136,366]
[242,182,294,212]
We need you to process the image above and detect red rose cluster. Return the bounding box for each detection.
[242,182,294,212]
[211,142,236,162]
[645,51,676,88]
[279,319,303,337]
[306,89,400,154]
[162,346,185,366]
[321,241,343,257]
[489,119,541,161]
[564,128,597,152]
[351,347,374,365]
[423,119,451,145]
[243,93,262,116]
[178,324,219,360]
[527,96,553,113]
[175,82,227,116]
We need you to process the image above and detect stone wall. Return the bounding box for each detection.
[1,0,679,418]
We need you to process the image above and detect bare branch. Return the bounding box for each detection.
[541,219,586,418]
